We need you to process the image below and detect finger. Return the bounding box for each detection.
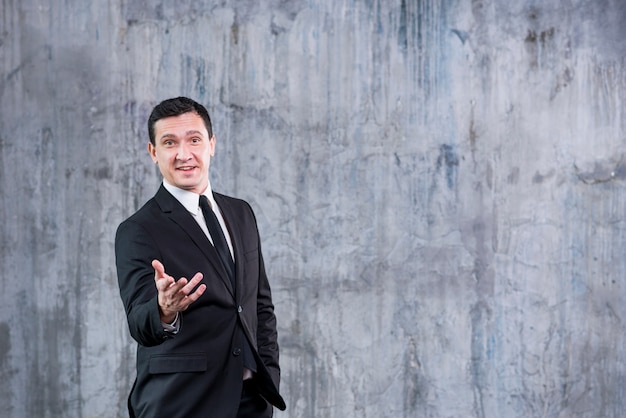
[180,272,204,294]
[173,273,205,309]
[152,259,166,279]
[152,260,179,293]
[179,283,207,310]
[180,273,206,296]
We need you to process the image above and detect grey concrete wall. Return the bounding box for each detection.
[1,0,625,417]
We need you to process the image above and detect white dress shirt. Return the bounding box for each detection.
[162,180,234,258]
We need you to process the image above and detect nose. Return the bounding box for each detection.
[176,143,191,161]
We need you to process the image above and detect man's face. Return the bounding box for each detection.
[148,111,216,194]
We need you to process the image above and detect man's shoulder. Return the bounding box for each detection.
[115,196,159,233]
[118,186,174,227]
[126,198,157,219]
[213,191,245,204]
[213,191,254,213]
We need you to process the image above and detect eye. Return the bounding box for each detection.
[191,137,202,143]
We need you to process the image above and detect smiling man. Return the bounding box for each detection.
[115,97,286,418]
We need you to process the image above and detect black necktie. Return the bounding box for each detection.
[199,195,235,289]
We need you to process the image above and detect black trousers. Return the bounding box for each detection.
[236,379,272,418]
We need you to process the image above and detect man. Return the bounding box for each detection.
[116,97,286,417]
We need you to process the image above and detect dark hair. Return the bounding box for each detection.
[148,97,213,144]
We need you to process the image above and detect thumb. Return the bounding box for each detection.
[152,259,166,280]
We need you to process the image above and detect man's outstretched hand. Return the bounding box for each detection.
[152,259,206,323]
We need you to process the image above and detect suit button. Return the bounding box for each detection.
[237,306,243,313]
[233,348,242,356]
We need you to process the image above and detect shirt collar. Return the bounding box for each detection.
[162,180,216,214]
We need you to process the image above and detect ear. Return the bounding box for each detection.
[148,142,158,164]
[209,135,216,157]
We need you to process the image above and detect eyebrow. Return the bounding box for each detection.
[159,130,205,141]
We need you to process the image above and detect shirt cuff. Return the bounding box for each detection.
[161,312,180,334]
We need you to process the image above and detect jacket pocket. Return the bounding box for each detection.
[148,353,207,374]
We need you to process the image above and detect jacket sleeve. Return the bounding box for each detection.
[245,202,281,387]
[115,218,174,347]
[255,242,281,386]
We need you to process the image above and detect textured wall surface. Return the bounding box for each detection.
[1,0,625,417]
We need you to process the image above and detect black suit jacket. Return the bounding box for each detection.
[116,185,285,417]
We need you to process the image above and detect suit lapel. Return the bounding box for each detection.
[154,185,235,297]
[214,193,243,301]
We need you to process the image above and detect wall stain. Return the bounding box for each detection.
[403,336,427,414]
[436,144,459,189]
[83,162,113,180]
[469,116,478,149]
[574,156,626,184]
[524,27,556,69]
[231,22,239,45]
[525,27,555,44]
[508,167,520,184]
[470,301,493,418]
[398,0,408,50]
[550,66,574,100]
[532,169,555,184]
[451,28,469,45]
[0,322,10,369]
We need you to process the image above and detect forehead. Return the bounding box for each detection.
[154,111,208,138]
